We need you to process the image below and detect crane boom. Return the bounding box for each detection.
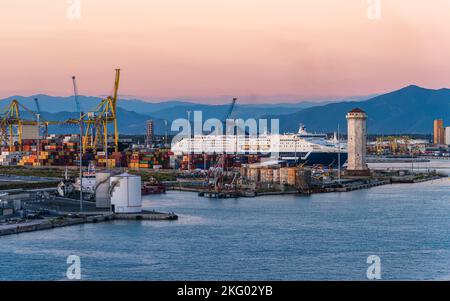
[34,97,48,137]
[34,98,41,116]
[113,69,120,104]
[112,69,120,152]
[80,69,121,153]
[72,76,81,114]
[224,97,237,121]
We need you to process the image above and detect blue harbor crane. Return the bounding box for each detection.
[34,98,48,137]
[224,97,237,121]
[72,76,81,114]
[222,97,237,135]
[34,98,42,116]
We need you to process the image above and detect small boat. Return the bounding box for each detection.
[141,177,166,195]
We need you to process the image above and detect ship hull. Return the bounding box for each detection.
[278,152,348,167]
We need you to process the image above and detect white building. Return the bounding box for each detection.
[445,127,450,146]
[346,108,369,174]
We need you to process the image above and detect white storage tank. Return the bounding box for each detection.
[110,173,142,213]
[96,171,112,209]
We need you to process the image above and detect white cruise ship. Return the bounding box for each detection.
[172,124,348,166]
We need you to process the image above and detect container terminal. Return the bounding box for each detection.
[0,70,449,235]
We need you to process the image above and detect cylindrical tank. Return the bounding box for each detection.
[287,168,297,186]
[273,169,280,183]
[110,173,142,213]
[260,168,273,183]
[240,166,248,179]
[280,168,289,185]
[249,168,260,182]
[96,171,112,209]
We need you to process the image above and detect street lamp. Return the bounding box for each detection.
[36,113,40,167]
[164,119,168,147]
[105,111,109,170]
[187,110,192,171]
[338,124,341,184]
[79,110,83,212]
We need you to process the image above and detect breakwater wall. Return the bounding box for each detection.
[0,211,177,237]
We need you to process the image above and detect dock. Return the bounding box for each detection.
[1,195,179,237]
[198,189,302,198]
[0,211,177,237]
[0,214,109,236]
[325,179,390,192]
[198,191,240,199]
[115,211,178,221]
[194,169,446,198]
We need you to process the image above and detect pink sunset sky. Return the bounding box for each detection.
[1,0,450,103]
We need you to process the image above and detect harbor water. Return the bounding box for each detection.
[0,163,449,280]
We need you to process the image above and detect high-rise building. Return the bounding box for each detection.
[146,120,154,147]
[346,108,370,175]
[434,119,445,145]
[445,127,450,146]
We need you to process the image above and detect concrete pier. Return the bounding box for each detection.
[0,211,177,237]
[115,211,178,221]
[329,179,390,192]
[199,191,240,199]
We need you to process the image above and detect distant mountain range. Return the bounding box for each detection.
[2,86,448,134]
[0,95,330,134]
[265,85,450,134]
[1,95,322,115]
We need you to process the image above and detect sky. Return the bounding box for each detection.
[1,0,450,103]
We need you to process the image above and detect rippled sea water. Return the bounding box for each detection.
[1,165,449,280]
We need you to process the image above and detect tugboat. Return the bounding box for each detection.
[58,162,97,198]
[74,161,96,194]
[141,177,166,195]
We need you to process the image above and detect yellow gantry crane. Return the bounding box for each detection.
[0,100,22,151]
[400,136,411,154]
[385,136,411,155]
[0,69,121,153]
[82,69,121,153]
[376,137,384,155]
[0,100,51,151]
[0,99,76,151]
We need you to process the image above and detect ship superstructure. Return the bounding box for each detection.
[172,124,347,166]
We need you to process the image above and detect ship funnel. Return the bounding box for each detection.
[298,124,306,134]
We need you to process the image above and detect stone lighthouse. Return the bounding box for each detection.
[346,108,370,176]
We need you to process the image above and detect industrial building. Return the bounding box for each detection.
[0,200,14,217]
[434,119,445,145]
